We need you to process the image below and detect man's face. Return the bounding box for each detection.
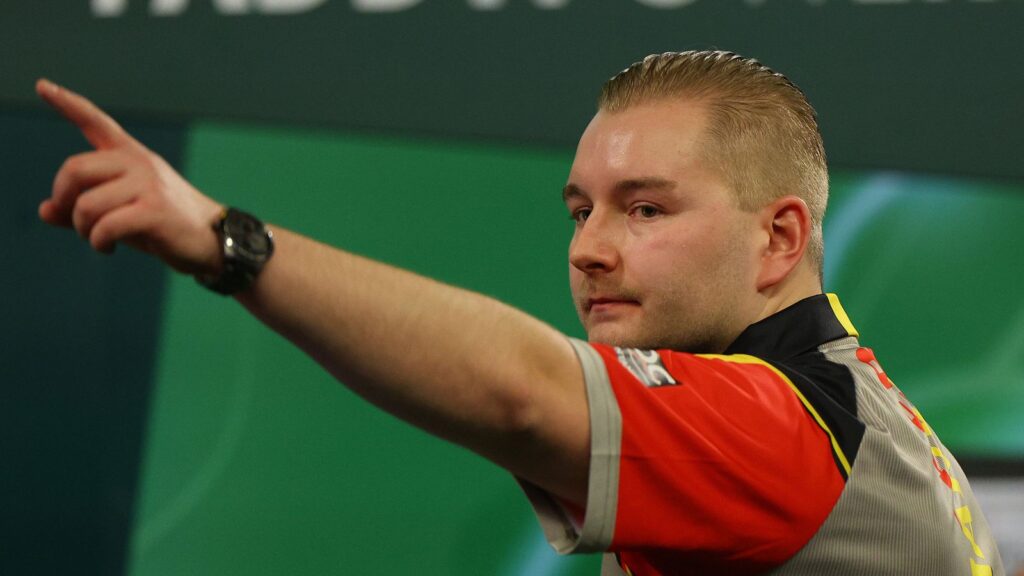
[565,99,764,353]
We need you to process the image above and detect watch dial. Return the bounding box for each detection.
[246,233,270,254]
[227,210,273,260]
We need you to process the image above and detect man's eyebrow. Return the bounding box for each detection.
[561,177,677,204]
[562,184,585,204]
[613,177,677,194]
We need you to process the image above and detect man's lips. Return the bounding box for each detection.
[586,297,641,312]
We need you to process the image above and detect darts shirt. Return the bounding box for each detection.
[519,294,1003,575]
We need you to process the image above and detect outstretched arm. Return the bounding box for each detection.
[36,79,590,506]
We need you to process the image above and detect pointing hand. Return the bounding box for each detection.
[37,79,224,276]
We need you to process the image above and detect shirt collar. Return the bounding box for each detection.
[723,293,859,360]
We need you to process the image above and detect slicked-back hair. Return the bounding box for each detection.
[600,51,829,277]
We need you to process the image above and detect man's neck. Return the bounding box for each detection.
[753,266,823,326]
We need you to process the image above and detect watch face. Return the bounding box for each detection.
[226,209,274,261]
[245,232,271,254]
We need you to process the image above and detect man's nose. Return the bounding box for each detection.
[569,212,621,273]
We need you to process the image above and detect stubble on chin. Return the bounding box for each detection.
[584,308,726,354]
[583,315,671,351]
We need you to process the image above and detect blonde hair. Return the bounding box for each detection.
[599,51,829,276]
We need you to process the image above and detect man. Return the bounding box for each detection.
[37,51,1003,575]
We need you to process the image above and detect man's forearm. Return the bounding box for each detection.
[235,227,590,504]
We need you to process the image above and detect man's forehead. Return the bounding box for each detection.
[577,101,708,158]
[567,103,711,199]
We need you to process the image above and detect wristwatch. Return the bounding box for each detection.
[196,207,275,295]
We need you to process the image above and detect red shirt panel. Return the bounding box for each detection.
[589,344,846,575]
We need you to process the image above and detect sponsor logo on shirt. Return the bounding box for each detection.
[615,348,677,388]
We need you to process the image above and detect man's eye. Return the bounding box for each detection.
[571,208,592,223]
[635,205,660,218]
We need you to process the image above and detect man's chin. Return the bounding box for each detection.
[586,324,660,349]
[585,324,711,353]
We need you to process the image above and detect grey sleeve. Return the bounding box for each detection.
[515,338,623,554]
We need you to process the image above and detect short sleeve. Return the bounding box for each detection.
[518,339,849,574]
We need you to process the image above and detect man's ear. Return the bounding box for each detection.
[756,195,812,291]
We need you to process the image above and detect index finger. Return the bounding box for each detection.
[36,79,135,150]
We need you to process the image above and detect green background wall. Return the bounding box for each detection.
[3,3,1023,574]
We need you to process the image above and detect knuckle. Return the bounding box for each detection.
[74,195,98,223]
[55,153,93,195]
[72,211,88,239]
[56,161,81,192]
[139,149,163,170]
[72,215,91,239]
[89,227,109,252]
[61,154,85,174]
